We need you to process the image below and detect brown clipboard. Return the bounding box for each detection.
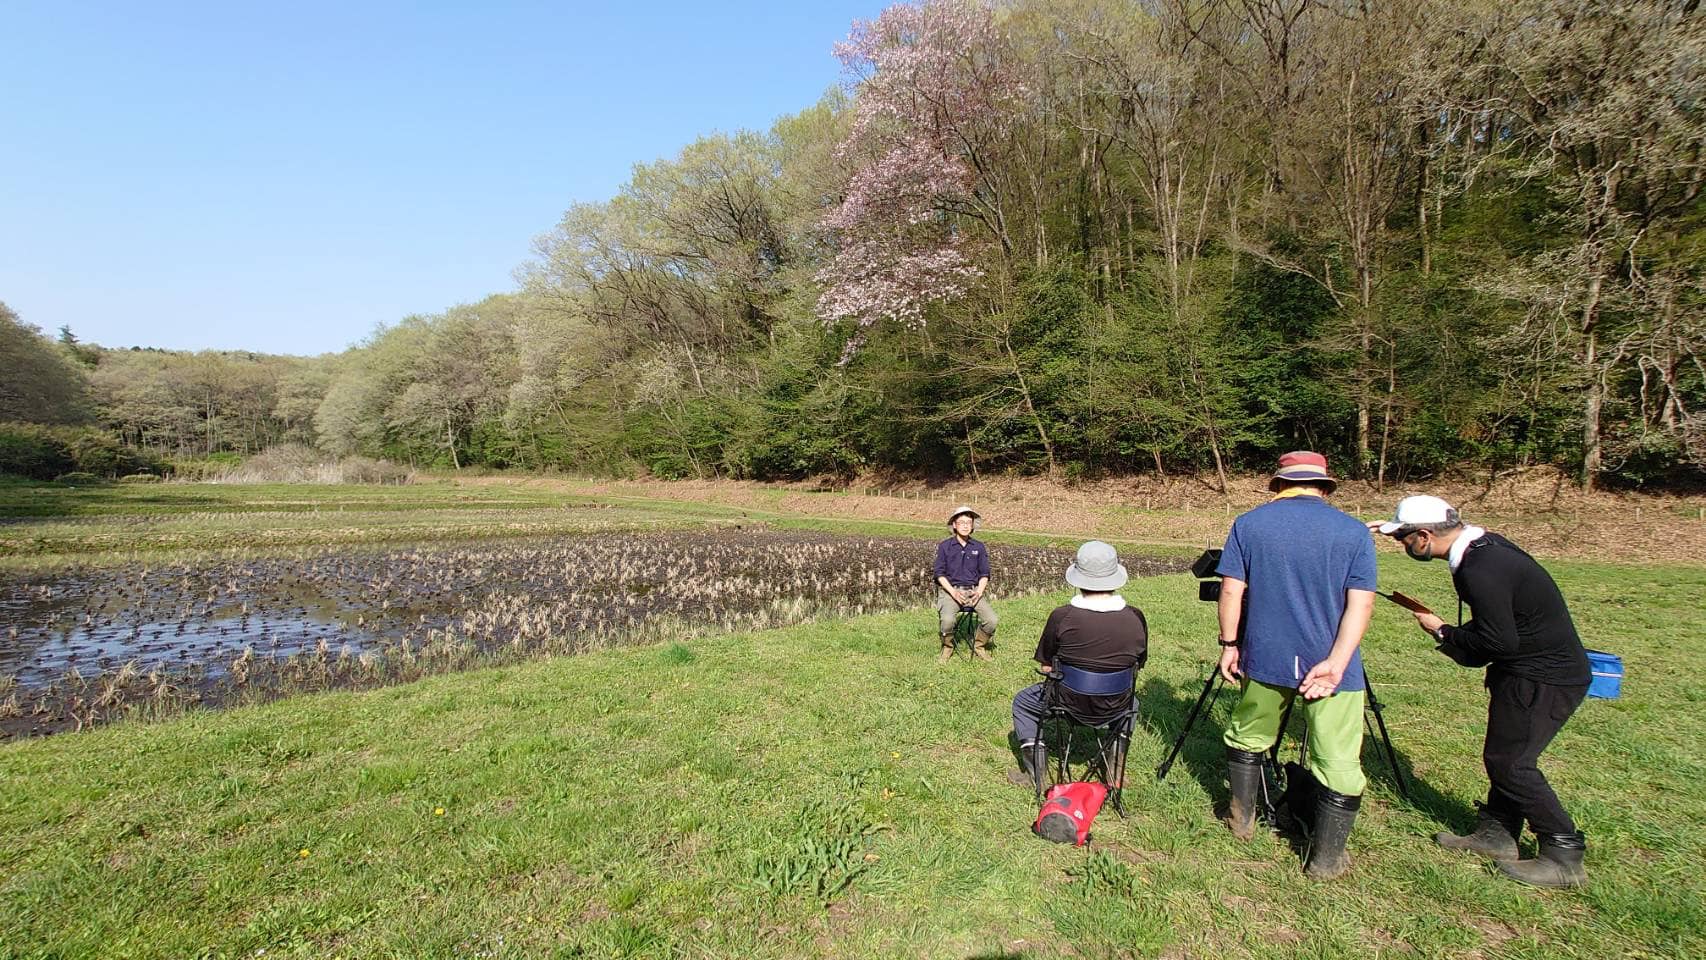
[1378,591,1434,616]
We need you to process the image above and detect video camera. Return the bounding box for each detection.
[1191,548,1223,602]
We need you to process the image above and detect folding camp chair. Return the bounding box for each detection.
[1038,664,1138,817]
[948,606,980,658]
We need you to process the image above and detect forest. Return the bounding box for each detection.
[4,0,1701,490]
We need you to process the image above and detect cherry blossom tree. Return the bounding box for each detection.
[816,0,1024,346]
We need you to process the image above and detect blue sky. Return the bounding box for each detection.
[1,1,882,356]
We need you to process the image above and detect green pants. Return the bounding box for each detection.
[1224,678,1367,797]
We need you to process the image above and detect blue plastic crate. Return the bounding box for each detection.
[1586,650,1622,699]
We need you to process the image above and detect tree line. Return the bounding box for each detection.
[4,0,1702,490]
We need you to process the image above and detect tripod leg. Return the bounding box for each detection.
[1156,667,1223,781]
[1365,678,1411,803]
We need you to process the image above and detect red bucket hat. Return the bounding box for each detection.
[1269,450,1337,492]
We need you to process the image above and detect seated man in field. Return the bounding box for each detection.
[934,506,998,662]
[1008,541,1149,785]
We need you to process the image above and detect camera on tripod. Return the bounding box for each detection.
[1191,548,1223,602]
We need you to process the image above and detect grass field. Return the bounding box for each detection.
[0,479,724,569]
[0,479,1141,572]
[2,480,1702,959]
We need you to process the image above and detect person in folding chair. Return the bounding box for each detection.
[1008,541,1148,813]
[934,505,998,662]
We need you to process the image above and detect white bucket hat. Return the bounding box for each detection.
[1065,540,1128,591]
[947,505,981,530]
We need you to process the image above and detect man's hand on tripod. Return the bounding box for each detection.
[1217,644,1241,684]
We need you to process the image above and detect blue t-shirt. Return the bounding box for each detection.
[1215,496,1377,692]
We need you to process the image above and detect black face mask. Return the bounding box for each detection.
[1404,537,1433,562]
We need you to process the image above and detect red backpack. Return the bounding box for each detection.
[1033,781,1108,845]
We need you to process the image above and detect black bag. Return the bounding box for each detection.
[1273,761,1319,835]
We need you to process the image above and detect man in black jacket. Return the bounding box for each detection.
[1374,495,1592,888]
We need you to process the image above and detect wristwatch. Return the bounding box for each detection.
[1217,636,1240,647]
[1431,624,1450,643]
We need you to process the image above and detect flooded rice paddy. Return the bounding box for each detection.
[0,529,1180,736]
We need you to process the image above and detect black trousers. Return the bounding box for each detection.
[1482,672,1588,836]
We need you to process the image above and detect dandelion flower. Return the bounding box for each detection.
[890,751,900,759]
[434,807,445,816]
[298,849,310,859]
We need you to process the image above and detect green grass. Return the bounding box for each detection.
[0,480,738,570]
[0,480,1190,572]
[0,476,580,517]
[3,546,1702,959]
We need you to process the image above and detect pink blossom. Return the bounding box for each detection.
[816,0,1019,344]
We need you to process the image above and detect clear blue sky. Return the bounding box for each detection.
[1,1,882,356]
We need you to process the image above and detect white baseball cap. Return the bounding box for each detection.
[1376,495,1458,535]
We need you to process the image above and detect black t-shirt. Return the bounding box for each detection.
[1033,603,1149,723]
[1442,532,1591,686]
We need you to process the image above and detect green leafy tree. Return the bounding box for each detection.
[0,302,94,425]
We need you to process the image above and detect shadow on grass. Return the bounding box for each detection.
[1137,673,1475,830]
[0,480,230,519]
[1359,679,1478,829]
[1140,673,1232,807]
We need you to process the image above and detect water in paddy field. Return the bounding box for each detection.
[0,607,386,688]
[1,531,1167,731]
[0,571,414,688]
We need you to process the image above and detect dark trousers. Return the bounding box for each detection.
[1012,683,1049,745]
[1483,672,1587,836]
[1012,682,1134,747]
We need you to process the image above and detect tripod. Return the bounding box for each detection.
[1155,663,1411,804]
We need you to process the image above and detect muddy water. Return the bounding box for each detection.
[0,610,382,688]
[1,568,429,688]
[1,530,1184,735]
[2,530,1144,689]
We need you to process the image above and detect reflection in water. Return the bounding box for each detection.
[3,532,1157,736]
[0,612,386,687]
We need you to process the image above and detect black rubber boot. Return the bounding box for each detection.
[1304,789,1361,880]
[1498,831,1587,888]
[1435,803,1521,860]
[1226,747,1265,840]
[1012,739,1047,800]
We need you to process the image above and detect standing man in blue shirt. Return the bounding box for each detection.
[934,506,998,662]
[1215,451,1378,879]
